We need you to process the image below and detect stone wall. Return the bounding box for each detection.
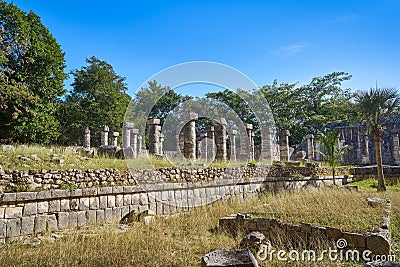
[0,175,349,243]
[0,166,351,193]
[352,166,400,182]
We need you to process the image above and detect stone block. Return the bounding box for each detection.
[34,216,47,233]
[0,219,6,238]
[51,189,70,198]
[140,193,149,205]
[104,208,113,223]
[99,195,107,209]
[0,207,4,219]
[99,187,112,195]
[5,207,23,219]
[115,195,123,207]
[86,210,97,225]
[21,216,35,235]
[70,199,79,210]
[77,211,86,227]
[326,227,343,241]
[6,218,21,237]
[36,190,51,200]
[69,212,78,228]
[23,202,38,216]
[1,193,16,202]
[343,232,366,249]
[96,210,105,224]
[70,189,83,197]
[48,199,61,213]
[79,197,90,211]
[112,186,124,194]
[113,208,122,222]
[16,192,37,201]
[107,195,116,208]
[57,212,70,230]
[60,199,70,211]
[82,188,97,196]
[366,234,390,255]
[121,206,130,219]
[47,214,58,232]
[89,197,99,210]
[123,195,132,206]
[311,226,327,239]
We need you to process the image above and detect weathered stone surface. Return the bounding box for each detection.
[60,199,70,211]
[326,227,343,241]
[47,214,58,232]
[0,219,6,238]
[57,212,70,230]
[16,192,37,201]
[23,202,38,216]
[86,210,97,225]
[343,232,366,248]
[366,234,390,255]
[201,248,258,267]
[5,207,23,219]
[6,218,21,237]
[48,199,61,212]
[20,216,34,235]
[107,195,116,208]
[34,216,47,233]
[51,189,70,198]
[89,197,99,210]
[1,193,16,202]
[79,197,90,211]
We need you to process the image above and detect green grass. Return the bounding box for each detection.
[0,187,398,266]
[348,178,400,192]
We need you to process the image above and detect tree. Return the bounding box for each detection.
[261,72,357,144]
[0,1,67,143]
[61,57,131,146]
[355,87,400,191]
[316,129,350,185]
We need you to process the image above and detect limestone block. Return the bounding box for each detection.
[343,232,366,249]
[60,199,70,211]
[5,207,23,219]
[96,210,105,224]
[99,187,113,195]
[1,193,16,202]
[366,234,390,255]
[79,197,90,211]
[86,210,96,225]
[36,190,51,200]
[57,212,70,230]
[6,218,21,237]
[115,195,123,207]
[326,227,343,241]
[70,199,79,211]
[70,189,83,197]
[107,195,116,208]
[21,216,34,235]
[112,186,124,194]
[16,192,37,201]
[123,195,132,206]
[140,193,149,205]
[49,200,61,213]
[82,188,98,197]
[0,208,4,219]
[89,197,99,210]
[0,219,6,238]
[47,214,58,232]
[113,208,122,222]
[104,208,113,223]
[99,195,108,209]
[51,189,70,198]
[69,212,78,228]
[77,211,86,227]
[23,202,38,216]
[34,216,47,233]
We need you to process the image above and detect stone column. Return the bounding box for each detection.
[392,132,400,165]
[230,129,238,162]
[246,124,254,161]
[130,129,139,158]
[137,135,143,155]
[206,126,215,161]
[83,126,90,149]
[279,130,290,161]
[159,133,165,155]
[214,118,227,161]
[111,132,119,147]
[260,127,274,163]
[361,131,370,165]
[148,118,161,155]
[100,125,109,146]
[121,121,134,148]
[306,134,314,160]
[183,112,198,160]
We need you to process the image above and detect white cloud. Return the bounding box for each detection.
[325,14,357,24]
[271,44,307,56]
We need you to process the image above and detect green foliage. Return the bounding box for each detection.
[261,72,356,144]
[0,1,67,144]
[355,87,400,191]
[316,129,350,184]
[60,56,131,146]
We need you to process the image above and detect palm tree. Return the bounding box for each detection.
[316,129,350,185]
[355,87,400,191]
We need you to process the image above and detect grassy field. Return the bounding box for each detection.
[0,185,398,267]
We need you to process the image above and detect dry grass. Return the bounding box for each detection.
[0,186,398,266]
[248,187,387,234]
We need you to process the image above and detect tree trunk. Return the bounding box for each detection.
[332,167,336,185]
[374,138,387,191]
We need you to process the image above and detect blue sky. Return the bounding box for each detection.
[5,0,400,97]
